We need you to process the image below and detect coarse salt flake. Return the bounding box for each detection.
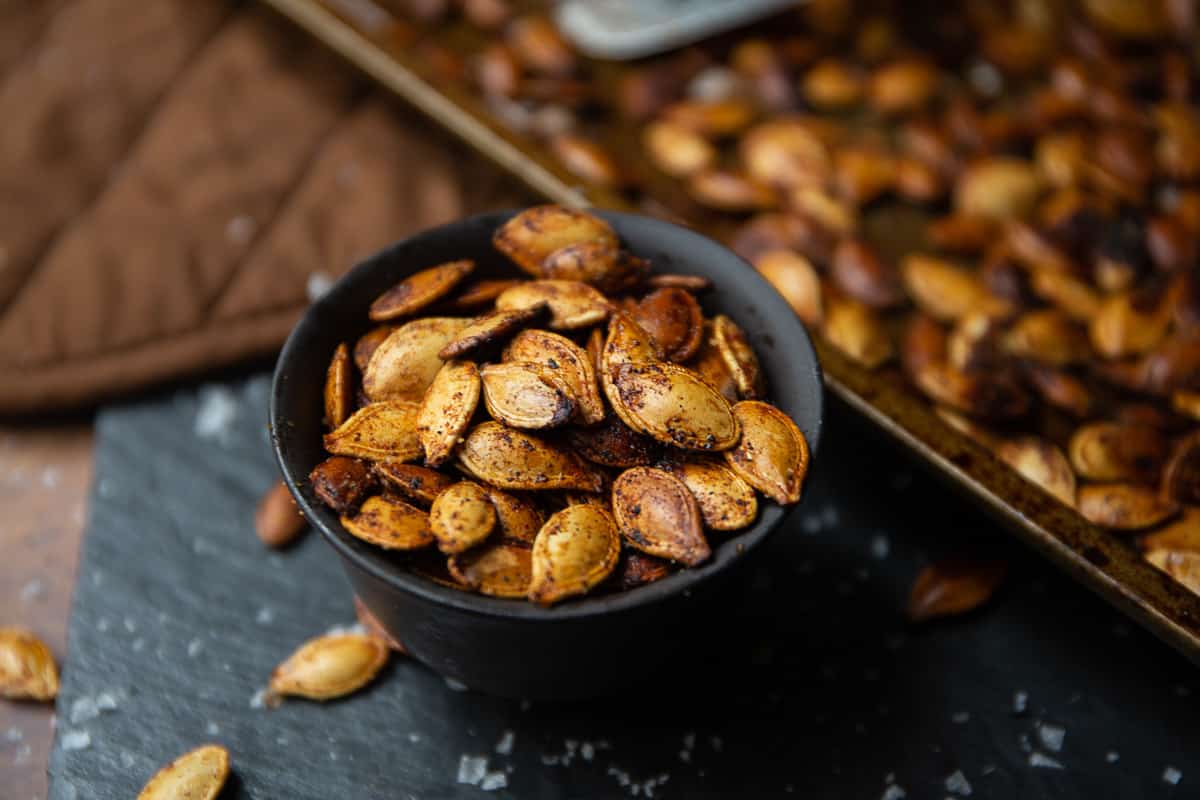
[1029,752,1064,770]
[1037,723,1065,753]
[457,754,489,785]
[944,770,972,796]
[494,730,515,755]
[60,730,91,751]
[1164,766,1183,785]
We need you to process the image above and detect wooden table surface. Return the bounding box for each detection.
[1,423,95,800]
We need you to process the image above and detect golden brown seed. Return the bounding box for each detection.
[1146,215,1198,272]
[310,457,375,515]
[1155,105,1200,182]
[615,551,673,590]
[1143,508,1200,552]
[802,58,865,109]
[1024,365,1092,417]
[458,422,601,492]
[926,214,997,255]
[831,239,903,309]
[542,243,647,294]
[550,134,622,187]
[1068,422,1167,483]
[462,0,511,29]
[935,406,1000,448]
[602,311,661,368]
[363,317,470,402]
[324,343,354,429]
[833,147,895,206]
[1078,484,1179,531]
[730,212,836,265]
[632,288,704,363]
[913,361,1029,419]
[451,279,525,310]
[494,205,618,278]
[665,458,759,531]
[1162,430,1200,506]
[1030,270,1102,321]
[324,401,423,463]
[645,273,712,292]
[608,361,740,451]
[1035,131,1087,188]
[495,280,611,330]
[996,437,1077,508]
[902,254,1010,322]
[430,481,497,554]
[687,169,779,213]
[643,121,716,177]
[946,312,1002,372]
[822,294,893,369]
[567,416,661,469]
[506,329,605,425]
[0,628,58,701]
[255,481,305,549]
[481,361,576,429]
[136,745,229,800]
[1089,293,1172,359]
[869,59,938,115]
[341,495,434,550]
[507,14,574,75]
[486,488,544,543]
[724,400,809,505]
[268,632,388,701]
[449,541,534,598]
[369,260,475,321]
[417,360,480,467]
[739,119,830,189]
[906,558,1008,622]
[893,156,945,203]
[1002,310,1091,366]
[438,305,548,360]
[612,467,710,566]
[1173,391,1200,421]
[788,186,857,236]
[353,326,395,372]
[955,158,1042,221]
[712,314,764,399]
[1146,549,1200,595]
[1082,0,1166,38]
[661,98,756,137]
[689,322,740,402]
[374,463,456,507]
[754,249,823,326]
[528,504,620,605]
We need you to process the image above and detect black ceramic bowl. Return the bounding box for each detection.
[271,210,822,700]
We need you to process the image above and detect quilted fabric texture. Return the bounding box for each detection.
[0,0,527,415]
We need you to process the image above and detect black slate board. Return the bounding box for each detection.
[49,374,1200,799]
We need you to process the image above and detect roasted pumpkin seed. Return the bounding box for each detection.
[869,58,939,115]
[645,273,713,293]
[528,504,620,605]
[481,361,575,429]
[996,437,1077,508]
[1161,430,1200,507]
[341,495,434,550]
[662,98,756,137]
[0,627,58,701]
[724,401,808,505]
[369,260,474,321]
[608,361,740,451]
[1146,549,1200,594]
[567,415,661,469]
[912,361,1029,419]
[902,255,1010,322]
[353,325,395,372]
[541,242,647,293]
[438,305,548,360]
[643,120,716,177]
[372,463,455,506]
[363,317,469,401]
[324,343,354,429]
[255,480,306,548]
[1077,484,1179,531]
[449,540,534,597]
[955,158,1042,220]
[505,329,605,424]
[664,458,758,531]
[631,288,704,363]
[136,745,229,800]
[740,119,830,189]
[550,134,623,187]
[687,169,779,212]
[417,360,480,467]
[451,279,525,310]
[324,401,422,463]
[907,557,1008,622]
[494,206,617,277]
[1068,422,1167,484]
[495,280,611,330]
[754,249,823,326]
[430,481,497,554]
[601,311,661,369]
[309,457,376,516]
[712,314,764,399]
[458,422,601,491]
[268,632,388,701]
[612,467,710,566]
[1143,508,1200,553]
[1002,310,1091,365]
[822,293,894,369]
[486,488,544,543]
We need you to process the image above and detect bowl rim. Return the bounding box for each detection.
[271,208,823,621]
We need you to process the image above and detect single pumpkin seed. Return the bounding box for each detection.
[528,504,621,605]
[1002,310,1091,365]
[255,481,306,548]
[372,463,455,506]
[550,134,623,187]
[1145,549,1200,595]
[457,422,601,491]
[324,343,354,429]
[906,557,1008,622]
[902,254,1011,322]
[601,311,661,370]
[612,467,710,566]
[955,157,1042,220]
[631,288,704,363]
[567,416,661,468]
[1172,390,1200,421]
[136,745,229,800]
[450,279,525,310]
[0,627,58,701]
[664,458,759,531]
[739,119,831,189]
[687,322,740,402]
[481,361,576,429]
[449,540,534,597]
[268,632,388,701]
[1077,484,1179,531]
[353,325,396,372]
[1068,422,1167,483]
[608,361,740,451]
[505,329,605,424]
[493,205,618,277]
[486,488,544,543]
[438,305,548,360]
[309,457,376,515]
[1029,270,1102,321]
[869,58,938,115]
[643,120,716,177]
[369,260,475,321]
[417,360,481,467]
[822,293,894,369]
[912,361,1029,419]
[687,169,779,213]
[341,495,434,550]
[363,317,470,401]
[1161,430,1200,506]
[712,314,765,399]
[614,551,673,590]
[662,97,756,137]
[323,401,423,463]
[645,273,712,292]
[495,280,611,330]
[996,437,1077,508]
[430,481,497,554]
[541,242,647,293]
[724,400,809,505]
[1089,292,1173,359]
[754,249,823,326]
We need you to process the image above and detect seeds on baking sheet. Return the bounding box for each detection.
[1173,391,1200,421]
[755,249,823,326]
[505,329,605,425]
[643,120,716,177]
[926,214,997,255]
[724,400,809,505]
[612,467,710,566]
[823,293,894,369]
[712,314,764,399]
[902,254,1010,322]
[341,496,434,550]
[485,488,544,543]
[740,119,830,190]
[1068,422,1167,483]
[1029,270,1103,321]
[324,401,423,463]
[947,313,1002,372]
[550,134,622,187]
[495,280,611,330]
[309,457,375,516]
[868,58,938,115]
[451,279,525,310]
[664,458,758,531]
[458,422,601,492]
[372,463,455,506]
[831,239,904,309]
[996,438,1077,508]
[1077,484,1179,531]
[1082,0,1166,38]
[430,481,497,554]
[914,361,1029,419]
[1161,431,1200,507]
[893,156,945,203]
[1089,292,1172,359]
[1023,365,1092,417]
[369,260,475,321]
[901,314,947,379]
[324,343,354,429]
[1143,508,1200,552]
[481,361,575,429]
[507,14,574,75]
[608,362,740,451]
[136,744,229,800]
[906,557,1008,622]
[662,98,756,137]
[833,146,895,205]
[631,288,704,363]
[1145,549,1200,595]
[438,305,548,360]
[493,205,618,277]
[363,317,470,401]
[417,360,480,467]
[449,540,534,598]
[528,504,621,605]
[802,58,865,109]
[788,186,856,236]
[0,627,58,701]
[687,169,779,212]
[255,481,306,548]
[955,158,1042,221]
[567,415,660,469]
[615,551,673,590]
[1002,310,1091,366]
[268,632,388,702]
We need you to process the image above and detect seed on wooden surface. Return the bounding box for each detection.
[309,457,375,516]
[0,627,58,701]
[528,504,620,605]
[907,557,1008,622]
[369,260,474,321]
[324,343,354,429]
[724,400,809,505]
[324,400,423,463]
[255,481,306,549]
[612,467,710,566]
[457,422,601,491]
[136,745,229,800]
[363,318,470,402]
[268,632,388,701]
[430,481,497,554]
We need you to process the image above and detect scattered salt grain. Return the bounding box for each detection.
[409,733,421,743]
[225,214,257,245]
[1163,766,1183,785]
[41,466,61,488]
[870,535,890,560]
[60,730,91,751]
[256,607,275,625]
[131,638,145,652]
[1029,752,1064,770]
[14,743,32,765]
[123,617,137,633]
[480,772,508,791]
[678,750,691,763]
[249,688,268,709]
[187,639,204,658]
[194,386,239,443]
[1106,751,1120,764]
[494,730,515,755]
[120,751,136,769]
[709,736,723,753]
[5,727,23,742]
[1012,690,1029,715]
[881,786,907,800]
[206,722,220,736]
[69,697,99,724]
[944,770,972,796]
[96,617,110,633]
[20,579,45,603]
[1037,723,1065,753]
[581,742,595,761]
[444,677,469,692]
[458,755,489,785]
[951,711,970,724]
[307,272,335,303]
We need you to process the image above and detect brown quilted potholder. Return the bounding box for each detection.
[0,0,528,415]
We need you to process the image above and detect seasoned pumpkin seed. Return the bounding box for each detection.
[724,401,808,505]
[324,343,353,429]
[601,311,661,369]
[754,249,823,326]
[0,627,58,701]
[449,540,533,598]
[438,305,548,360]
[372,463,455,506]
[1068,422,1167,483]
[615,551,673,590]
[902,255,1010,322]
[822,293,894,369]
[907,557,1008,622]
[528,504,621,605]
[608,362,740,451]
[137,745,229,800]
[369,260,475,321]
[541,242,647,293]
[494,205,618,277]
[353,325,395,372]
[643,120,716,177]
[1161,430,1200,507]
[567,416,661,468]
[1145,549,1200,595]
[712,314,765,399]
[486,488,544,543]
[268,632,388,701]
[451,279,525,310]
[1143,508,1200,553]
[1077,484,1179,531]
[664,458,759,531]
[495,280,611,329]
[996,437,1077,508]
[417,360,481,467]
[505,329,605,424]
[631,288,703,363]
[689,322,741,402]
[324,401,423,463]
[430,481,497,554]
[955,158,1042,220]
[458,422,601,491]
[481,361,576,429]
[309,457,375,516]
[341,496,434,550]
[256,480,306,548]
[363,317,470,401]
[612,467,710,566]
